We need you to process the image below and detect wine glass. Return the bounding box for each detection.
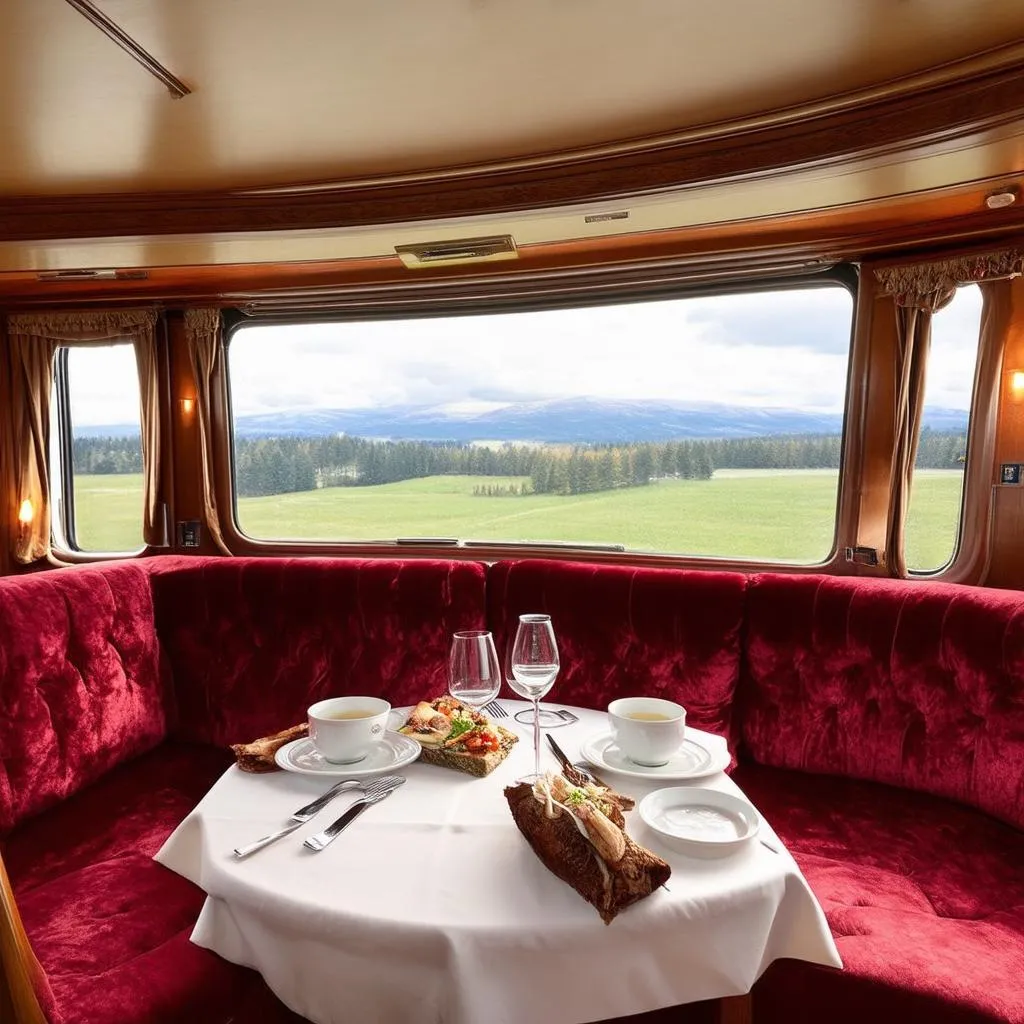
[448,631,501,712]
[507,614,560,780]
[505,642,571,729]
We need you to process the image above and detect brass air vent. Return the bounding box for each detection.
[395,234,518,269]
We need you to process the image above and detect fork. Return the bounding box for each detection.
[234,777,386,858]
[303,775,406,851]
[483,700,509,719]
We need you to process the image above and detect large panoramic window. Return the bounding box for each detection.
[904,284,982,573]
[50,344,144,553]
[228,283,855,561]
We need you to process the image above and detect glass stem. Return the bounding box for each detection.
[533,698,541,778]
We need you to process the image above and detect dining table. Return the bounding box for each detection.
[155,701,842,1024]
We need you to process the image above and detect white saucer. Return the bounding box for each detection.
[639,787,759,857]
[275,733,421,777]
[579,731,730,781]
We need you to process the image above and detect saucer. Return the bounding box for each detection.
[275,733,421,777]
[639,787,759,857]
[579,731,730,781]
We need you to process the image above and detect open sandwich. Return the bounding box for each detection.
[398,695,518,777]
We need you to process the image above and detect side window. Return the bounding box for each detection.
[50,344,144,553]
[227,281,855,564]
[905,284,982,573]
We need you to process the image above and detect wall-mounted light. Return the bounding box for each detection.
[17,499,33,525]
[1011,370,1024,395]
[179,397,196,421]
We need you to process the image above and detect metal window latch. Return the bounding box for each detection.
[844,546,880,566]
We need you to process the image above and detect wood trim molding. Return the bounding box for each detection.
[0,852,49,1024]
[3,43,1024,241]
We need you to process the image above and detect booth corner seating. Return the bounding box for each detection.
[1,556,1023,1024]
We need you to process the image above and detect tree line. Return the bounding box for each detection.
[72,428,967,498]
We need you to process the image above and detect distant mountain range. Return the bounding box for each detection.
[80,398,970,444]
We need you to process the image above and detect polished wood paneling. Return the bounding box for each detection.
[0,852,48,1024]
[2,50,1024,242]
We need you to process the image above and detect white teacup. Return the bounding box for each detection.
[608,697,686,767]
[308,696,391,764]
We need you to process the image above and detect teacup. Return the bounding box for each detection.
[608,697,686,767]
[308,696,391,764]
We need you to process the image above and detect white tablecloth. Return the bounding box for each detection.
[156,704,841,1024]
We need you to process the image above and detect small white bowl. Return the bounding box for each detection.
[639,787,760,858]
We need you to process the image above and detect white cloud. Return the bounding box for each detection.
[67,283,982,425]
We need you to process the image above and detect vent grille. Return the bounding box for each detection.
[395,234,517,269]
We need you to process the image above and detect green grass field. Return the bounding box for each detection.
[73,468,965,570]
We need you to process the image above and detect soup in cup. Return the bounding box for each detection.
[607,697,686,767]
[308,696,391,764]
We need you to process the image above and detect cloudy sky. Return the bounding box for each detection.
[70,282,982,426]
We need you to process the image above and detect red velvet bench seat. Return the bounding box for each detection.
[0,556,487,1024]
[488,560,1024,1024]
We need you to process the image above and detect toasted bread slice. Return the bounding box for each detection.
[415,723,518,777]
[398,695,518,776]
[231,722,308,773]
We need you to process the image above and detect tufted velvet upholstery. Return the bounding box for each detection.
[0,562,170,834]
[486,559,748,746]
[4,556,1024,1024]
[741,573,1024,831]
[733,763,1024,1024]
[150,556,487,746]
[3,742,306,1024]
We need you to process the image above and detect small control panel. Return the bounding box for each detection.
[1000,464,1022,485]
[177,520,202,548]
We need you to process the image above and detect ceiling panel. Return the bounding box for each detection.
[2,0,1024,196]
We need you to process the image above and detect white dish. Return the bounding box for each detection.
[639,787,760,857]
[580,731,730,781]
[275,733,421,777]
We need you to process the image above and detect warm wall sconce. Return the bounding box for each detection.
[179,397,196,420]
[18,498,33,525]
[1011,371,1024,395]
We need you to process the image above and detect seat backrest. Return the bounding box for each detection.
[740,572,1024,830]
[151,557,487,746]
[0,562,170,834]
[486,559,749,748]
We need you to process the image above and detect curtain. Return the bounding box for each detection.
[2,310,161,564]
[875,248,1024,576]
[184,308,231,554]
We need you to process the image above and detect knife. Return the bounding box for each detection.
[302,776,405,851]
[546,733,609,789]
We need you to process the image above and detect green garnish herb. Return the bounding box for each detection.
[446,718,474,743]
[565,787,588,806]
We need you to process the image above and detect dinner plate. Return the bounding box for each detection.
[638,787,760,857]
[579,731,730,781]
[275,733,421,777]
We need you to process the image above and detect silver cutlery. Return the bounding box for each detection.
[546,734,606,788]
[552,708,579,725]
[303,775,406,852]
[483,700,509,719]
[759,836,782,854]
[232,775,403,859]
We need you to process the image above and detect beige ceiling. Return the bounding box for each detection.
[3,0,1024,197]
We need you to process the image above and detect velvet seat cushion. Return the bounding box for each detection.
[2,742,306,1024]
[0,562,171,833]
[486,559,748,745]
[732,763,1024,1024]
[150,557,488,746]
[741,573,1024,831]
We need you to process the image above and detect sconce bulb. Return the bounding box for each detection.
[18,499,33,524]
[1012,371,1024,394]
[180,398,195,417]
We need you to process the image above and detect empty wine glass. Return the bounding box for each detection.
[505,641,571,729]
[507,614,560,779]
[448,631,501,712]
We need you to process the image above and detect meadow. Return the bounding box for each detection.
[73,468,964,570]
